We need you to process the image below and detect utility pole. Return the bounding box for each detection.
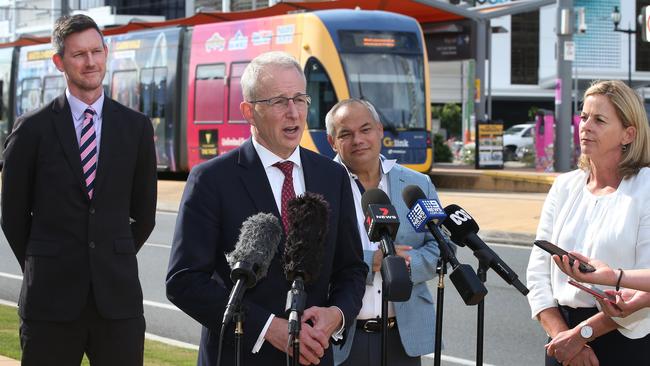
[60,0,69,17]
[554,0,573,172]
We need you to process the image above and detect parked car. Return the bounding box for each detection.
[503,123,534,161]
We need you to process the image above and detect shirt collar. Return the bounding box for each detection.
[252,137,302,169]
[66,88,104,122]
[333,154,396,180]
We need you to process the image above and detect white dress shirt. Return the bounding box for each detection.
[334,155,398,319]
[66,89,104,159]
[527,168,650,338]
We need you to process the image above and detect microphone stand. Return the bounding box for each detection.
[286,278,306,366]
[381,279,389,366]
[474,249,492,366]
[216,303,246,366]
[234,308,245,366]
[433,257,447,366]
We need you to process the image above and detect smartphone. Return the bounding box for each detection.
[568,280,617,302]
[533,240,596,273]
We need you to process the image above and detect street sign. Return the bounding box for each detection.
[564,41,575,61]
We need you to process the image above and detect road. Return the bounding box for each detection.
[0,210,548,365]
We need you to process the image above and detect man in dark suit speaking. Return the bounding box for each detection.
[166,51,367,366]
[1,14,157,365]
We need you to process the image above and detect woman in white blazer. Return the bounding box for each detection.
[526,80,650,366]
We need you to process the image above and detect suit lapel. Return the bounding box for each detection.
[301,147,325,195]
[92,98,114,198]
[51,94,88,198]
[238,139,281,218]
[388,166,406,208]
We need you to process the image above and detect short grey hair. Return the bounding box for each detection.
[240,51,304,101]
[325,98,381,137]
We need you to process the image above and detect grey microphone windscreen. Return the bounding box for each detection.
[226,212,282,281]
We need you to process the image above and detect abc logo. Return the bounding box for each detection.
[449,209,472,225]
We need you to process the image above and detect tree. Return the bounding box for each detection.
[439,103,461,139]
[433,133,453,162]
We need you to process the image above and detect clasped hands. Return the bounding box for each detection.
[545,329,598,366]
[265,306,342,365]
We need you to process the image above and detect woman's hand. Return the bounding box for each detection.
[545,328,585,364]
[552,252,617,286]
[565,345,599,366]
[598,289,650,318]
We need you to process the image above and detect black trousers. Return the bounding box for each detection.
[545,306,650,366]
[19,292,145,366]
[339,325,420,366]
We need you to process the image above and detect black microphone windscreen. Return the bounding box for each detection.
[402,184,426,209]
[361,188,391,212]
[226,212,282,281]
[284,192,329,284]
[442,204,480,244]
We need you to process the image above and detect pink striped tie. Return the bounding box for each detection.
[80,107,97,199]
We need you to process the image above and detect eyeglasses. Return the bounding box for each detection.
[249,93,311,110]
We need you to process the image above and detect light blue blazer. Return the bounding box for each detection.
[334,163,441,364]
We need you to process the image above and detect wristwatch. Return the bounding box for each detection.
[579,324,594,340]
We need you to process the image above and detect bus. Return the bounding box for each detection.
[4,9,432,173]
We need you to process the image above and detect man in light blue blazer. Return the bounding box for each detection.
[326,99,440,365]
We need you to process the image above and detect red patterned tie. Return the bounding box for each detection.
[273,161,295,232]
[80,107,97,199]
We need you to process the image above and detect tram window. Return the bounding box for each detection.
[43,76,65,106]
[228,62,248,123]
[305,58,337,130]
[19,77,42,115]
[111,70,139,111]
[153,68,167,119]
[195,63,225,123]
[140,67,167,118]
[140,68,154,116]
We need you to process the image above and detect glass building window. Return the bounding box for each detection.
[637,0,650,72]
[511,10,539,85]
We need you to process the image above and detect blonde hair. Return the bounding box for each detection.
[578,80,650,178]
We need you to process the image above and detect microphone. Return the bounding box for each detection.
[402,185,487,305]
[223,212,283,326]
[361,189,412,302]
[441,205,529,296]
[283,192,329,336]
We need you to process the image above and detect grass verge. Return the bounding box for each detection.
[0,303,198,365]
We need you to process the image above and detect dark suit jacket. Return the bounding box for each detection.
[166,139,368,366]
[1,93,157,321]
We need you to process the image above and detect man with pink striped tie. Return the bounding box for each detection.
[1,14,157,366]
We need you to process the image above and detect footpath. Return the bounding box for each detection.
[155,166,551,246]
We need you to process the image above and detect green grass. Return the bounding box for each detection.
[0,304,198,365]
[0,303,21,360]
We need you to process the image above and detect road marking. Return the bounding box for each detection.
[0,299,18,307]
[423,353,498,366]
[0,299,198,351]
[0,297,499,365]
[144,242,172,249]
[0,271,22,280]
[0,276,181,314]
[143,299,181,312]
[156,211,178,216]
[145,332,199,350]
